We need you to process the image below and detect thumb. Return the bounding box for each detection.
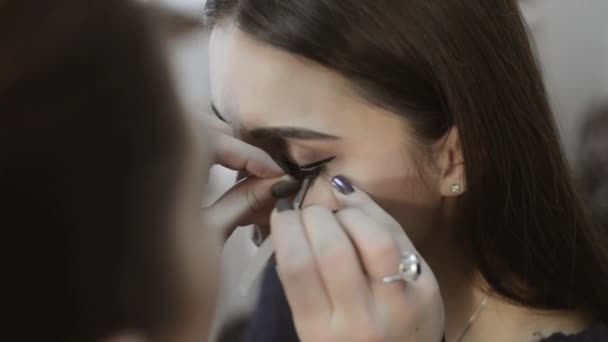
[330,175,416,252]
[203,175,301,238]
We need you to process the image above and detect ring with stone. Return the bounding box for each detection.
[380,252,422,284]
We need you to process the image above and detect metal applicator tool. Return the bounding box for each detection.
[239,173,316,295]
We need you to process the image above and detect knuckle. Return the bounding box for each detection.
[301,206,333,233]
[246,189,264,212]
[318,242,353,265]
[333,313,385,342]
[302,205,331,219]
[352,325,386,342]
[302,206,352,259]
[417,274,442,303]
[335,208,361,223]
[366,232,399,261]
[278,254,317,281]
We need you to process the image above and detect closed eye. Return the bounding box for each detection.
[296,156,336,172]
[279,155,335,180]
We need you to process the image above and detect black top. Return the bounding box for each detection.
[244,265,299,342]
[244,265,608,342]
[541,326,608,341]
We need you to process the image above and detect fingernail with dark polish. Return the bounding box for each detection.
[271,180,301,198]
[275,198,294,212]
[331,175,355,195]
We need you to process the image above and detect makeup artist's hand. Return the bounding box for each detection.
[271,176,445,342]
[200,115,301,239]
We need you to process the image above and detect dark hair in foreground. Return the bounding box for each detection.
[205,0,608,322]
[0,0,187,340]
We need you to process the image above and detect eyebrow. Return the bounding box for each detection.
[212,103,340,141]
[248,127,341,141]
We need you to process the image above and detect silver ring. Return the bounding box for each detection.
[381,252,422,284]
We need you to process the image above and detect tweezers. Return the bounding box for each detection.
[239,175,315,294]
[292,175,314,209]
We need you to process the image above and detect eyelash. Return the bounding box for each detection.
[297,157,335,172]
[212,104,231,124]
[213,103,334,178]
[279,155,335,180]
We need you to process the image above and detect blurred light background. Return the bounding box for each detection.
[147,1,256,340]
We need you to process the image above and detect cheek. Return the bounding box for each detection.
[303,150,443,248]
[360,152,443,247]
[353,152,439,204]
[363,168,443,248]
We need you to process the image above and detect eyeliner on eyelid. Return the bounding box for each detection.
[294,157,335,180]
[296,156,336,171]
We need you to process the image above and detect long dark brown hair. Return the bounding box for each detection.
[205,0,608,322]
[1,0,188,340]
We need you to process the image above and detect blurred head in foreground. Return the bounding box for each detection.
[0,0,217,340]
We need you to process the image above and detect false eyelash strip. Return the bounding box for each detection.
[277,156,335,181]
[297,156,336,172]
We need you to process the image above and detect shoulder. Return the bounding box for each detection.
[541,325,608,342]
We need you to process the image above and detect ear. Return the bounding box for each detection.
[436,127,466,197]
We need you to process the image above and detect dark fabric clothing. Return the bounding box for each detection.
[541,325,608,341]
[245,265,607,342]
[243,265,300,342]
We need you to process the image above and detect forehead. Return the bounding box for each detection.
[208,24,363,129]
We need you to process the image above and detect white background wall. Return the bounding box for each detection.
[521,0,608,161]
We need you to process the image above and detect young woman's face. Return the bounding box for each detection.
[208,24,454,249]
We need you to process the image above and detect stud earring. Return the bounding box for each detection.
[451,184,462,194]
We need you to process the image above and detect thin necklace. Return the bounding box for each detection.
[454,296,489,342]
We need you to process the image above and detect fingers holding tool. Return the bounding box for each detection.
[271,175,445,342]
